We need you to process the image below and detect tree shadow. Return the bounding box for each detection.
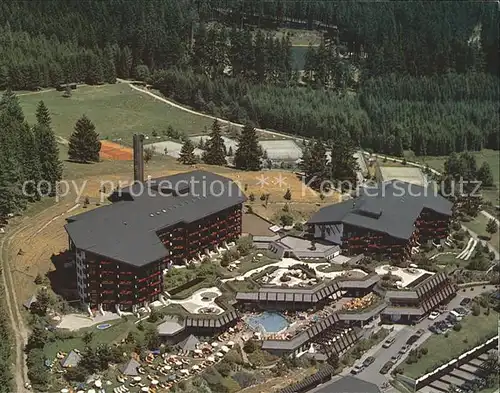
[47,251,79,301]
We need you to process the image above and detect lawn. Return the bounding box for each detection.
[19,83,213,142]
[402,309,499,379]
[417,149,500,205]
[462,214,500,250]
[44,318,136,360]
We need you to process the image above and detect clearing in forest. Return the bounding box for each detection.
[18,83,213,141]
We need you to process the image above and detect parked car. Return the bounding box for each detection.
[363,356,376,367]
[449,310,463,321]
[399,345,410,354]
[380,361,394,374]
[415,329,425,337]
[428,311,440,320]
[460,297,472,307]
[351,364,364,375]
[382,337,396,348]
[406,335,419,346]
[454,307,468,316]
[391,353,401,362]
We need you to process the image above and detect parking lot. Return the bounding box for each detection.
[348,285,497,389]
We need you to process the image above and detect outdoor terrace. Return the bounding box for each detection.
[235,279,342,305]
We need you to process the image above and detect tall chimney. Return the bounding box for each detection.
[133,134,145,182]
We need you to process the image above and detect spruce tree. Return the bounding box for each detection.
[34,102,62,196]
[103,45,117,84]
[234,123,262,171]
[68,115,101,163]
[477,162,494,187]
[0,92,27,215]
[302,139,328,190]
[35,101,51,127]
[202,119,226,166]
[486,218,498,235]
[329,136,358,188]
[20,124,42,201]
[178,139,197,165]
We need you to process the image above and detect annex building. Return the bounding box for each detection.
[308,181,453,260]
[65,170,246,313]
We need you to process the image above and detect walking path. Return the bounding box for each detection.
[222,258,366,282]
[119,79,303,142]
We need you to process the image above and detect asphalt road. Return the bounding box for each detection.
[352,285,497,388]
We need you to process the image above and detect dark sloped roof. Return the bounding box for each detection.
[60,350,81,368]
[236,280,342,304]
[65,171,246,266]
[120,358,141,376]
[308,181,453,240]
[178,334,200,352]
[278,364,335,393]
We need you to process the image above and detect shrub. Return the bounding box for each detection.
[260,193,266,201]
[249,193,255,202]
[280,213,293,226]
[280,274,291,283]
[243,340,258,354]
[293,222,304,231]
[471,304,481,316]
[453,323,462,331]
[236,236,253,256]
[283,189,292,200]
[420,347,428,355]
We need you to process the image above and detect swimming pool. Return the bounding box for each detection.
[246,312,289,333]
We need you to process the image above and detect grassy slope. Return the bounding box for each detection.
[19,83,213,142]
[462,214,500,250]
[402,309,498,378]
[414,149,500,205]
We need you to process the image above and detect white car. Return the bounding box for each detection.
[428,311,440,320]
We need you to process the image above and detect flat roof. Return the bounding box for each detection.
[379,166,427,186]
[157,319,185,336]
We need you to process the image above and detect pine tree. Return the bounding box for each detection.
[34,102,62,196]
[329,136,358,188]
[85,53,103,85]
[178,139,197,165]
[103,45,117,84]
[234,123,262,171]
[486,218,498,235]
[68,115,101,163]
[35,101,51,127]
[202,119,226,166]
[0,92,27,216]
[20,123,42,201]
[477,162,494,187]
[302,139,328,190]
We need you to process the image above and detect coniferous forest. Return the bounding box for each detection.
[0,1,498,156]
[0,0,498,157]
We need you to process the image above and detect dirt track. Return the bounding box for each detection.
[0,199,82,392]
